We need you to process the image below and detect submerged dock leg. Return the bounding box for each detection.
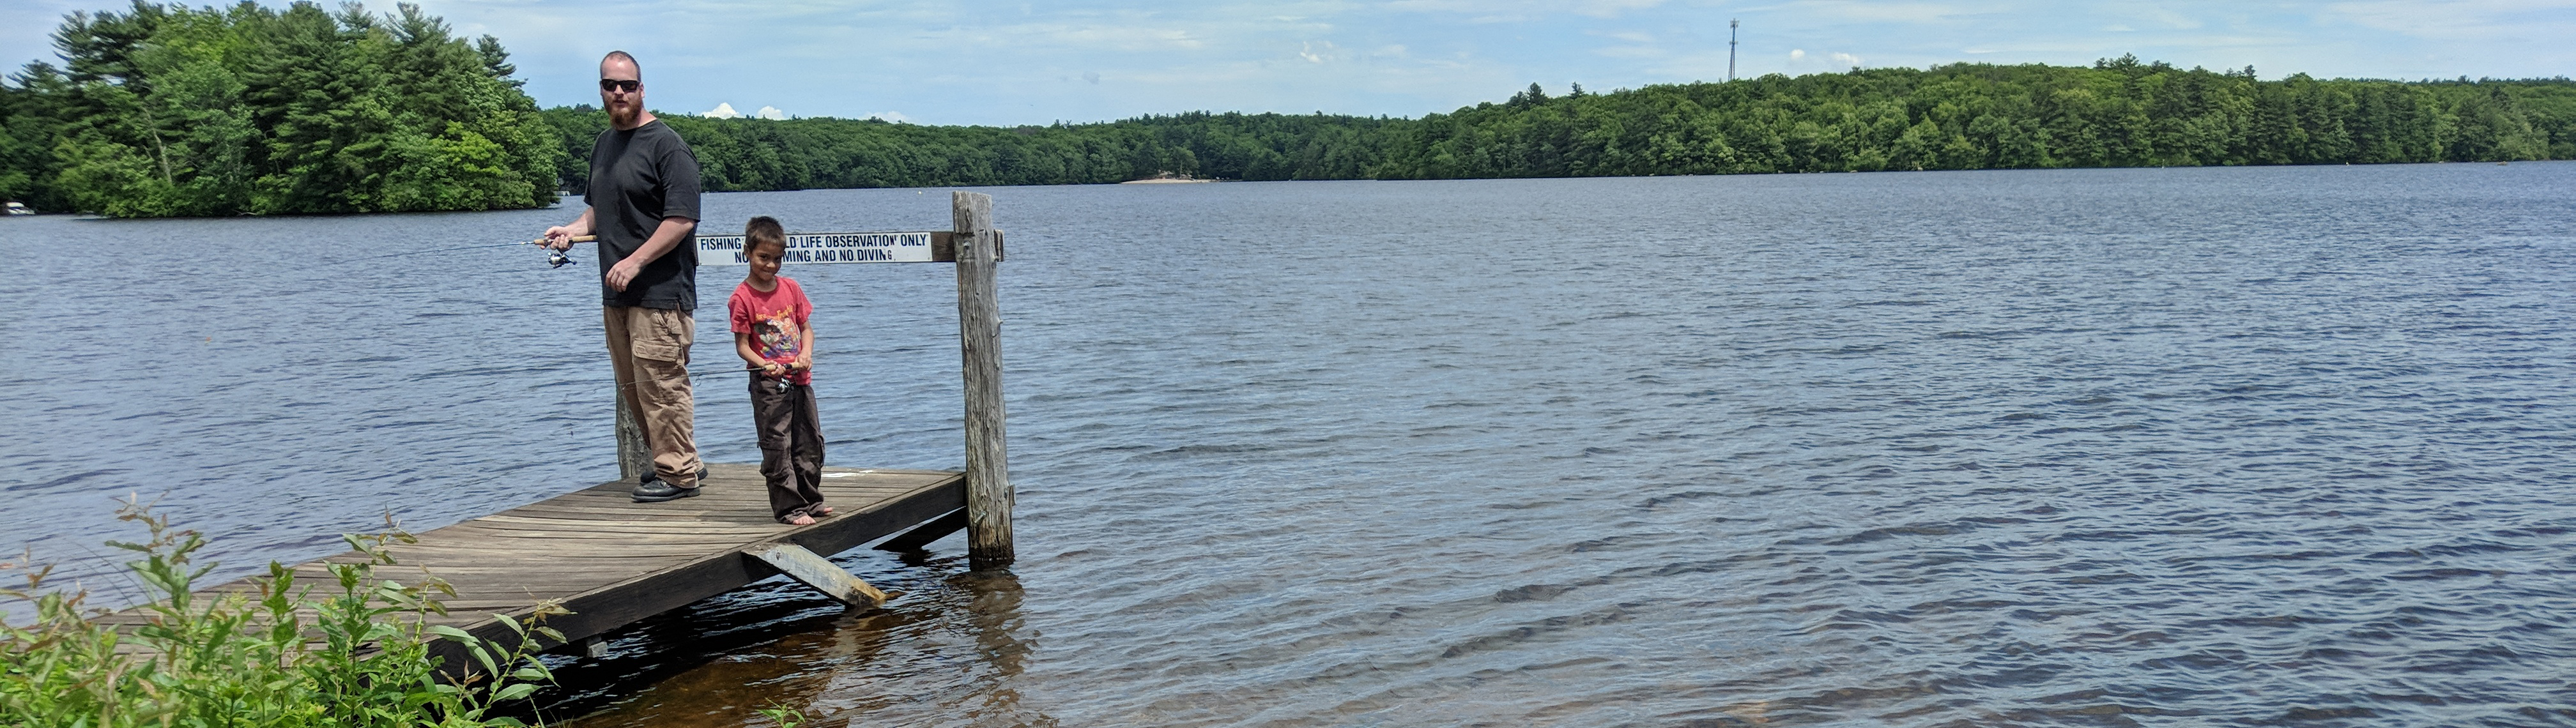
[749,543,888,608]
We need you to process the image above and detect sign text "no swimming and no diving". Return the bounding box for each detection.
[698,231,935,265]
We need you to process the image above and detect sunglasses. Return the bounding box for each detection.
[599,79,640,93]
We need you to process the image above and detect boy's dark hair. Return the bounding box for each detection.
[745,216,786,255]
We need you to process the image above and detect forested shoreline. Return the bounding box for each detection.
[585,58,2574,195]
[5,3,2573,216]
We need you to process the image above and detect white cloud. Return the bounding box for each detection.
[1569,0,1667,19]
[2326,0,2576,40]
[756,105,786,120]
[1383,0,1669,19]
[1790,49,1807,59]
[1830,52,1864,68]
[1789,0,1984,24]
[1591,29,1664,58]
[2102,5,2205,29]
[1026,23,1209,51]
[702,102,742,119]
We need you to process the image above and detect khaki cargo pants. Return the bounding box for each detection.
[604,305,702,489]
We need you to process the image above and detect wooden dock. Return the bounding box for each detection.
[95,192,1017,673]
[97,463,969,661]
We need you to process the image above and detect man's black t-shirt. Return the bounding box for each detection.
[585,119,702,310]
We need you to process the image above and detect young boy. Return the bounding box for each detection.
[729,216,834,525]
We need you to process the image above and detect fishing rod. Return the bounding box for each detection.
[715,363,816,393]
[457,367,797,393]
[334,235,597,266]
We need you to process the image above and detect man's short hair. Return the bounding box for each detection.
[602,50,639,77]
[746,216,786,254]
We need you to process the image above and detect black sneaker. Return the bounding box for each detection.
[632,479,699,503]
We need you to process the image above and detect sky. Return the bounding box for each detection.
[5,1,2572,126]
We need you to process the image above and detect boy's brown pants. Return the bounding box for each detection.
[602,305,701,489]
[749,375,826,521]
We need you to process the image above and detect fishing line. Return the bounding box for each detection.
[328,240,533,265]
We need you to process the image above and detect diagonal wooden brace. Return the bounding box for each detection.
[874,508,967,552]
[747,543,888,608]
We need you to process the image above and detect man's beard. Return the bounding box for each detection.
[609,100,640,127]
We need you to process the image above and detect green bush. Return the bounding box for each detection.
[1,498,562,727]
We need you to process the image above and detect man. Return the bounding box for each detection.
[542,50,705,502]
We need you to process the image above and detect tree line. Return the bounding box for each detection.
[602,56,2572,195]
[6,4,2572,215]
[0,1,558,216]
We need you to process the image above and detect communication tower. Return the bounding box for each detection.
[1729,19,1739,82]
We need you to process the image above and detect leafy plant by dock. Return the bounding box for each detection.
[0,499,563,727]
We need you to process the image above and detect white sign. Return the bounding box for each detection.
[698,231,935,265]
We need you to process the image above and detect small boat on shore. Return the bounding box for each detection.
[5,201,31,216]
[1121,172,1218,184]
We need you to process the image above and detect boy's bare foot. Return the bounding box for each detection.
[781,513,816,526]
[812,505,833,517]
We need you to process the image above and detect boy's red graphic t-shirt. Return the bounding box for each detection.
[727,276,813,384]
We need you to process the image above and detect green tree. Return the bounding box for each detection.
[4,1,558,216]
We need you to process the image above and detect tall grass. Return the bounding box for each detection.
[1,498,562,727]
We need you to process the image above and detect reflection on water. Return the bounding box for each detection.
[8,163,2576,725]
[553,553,1043,728]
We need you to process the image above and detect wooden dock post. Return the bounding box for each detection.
[952,192,1014,570]
[613,389,650,482]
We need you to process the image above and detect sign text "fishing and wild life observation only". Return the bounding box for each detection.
[696,232,935,265]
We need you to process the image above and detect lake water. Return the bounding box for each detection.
[4,163,2574,726]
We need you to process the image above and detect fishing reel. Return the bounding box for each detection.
[535,234,597,269]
